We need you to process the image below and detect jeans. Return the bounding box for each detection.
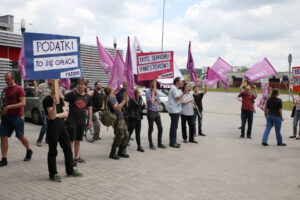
[293,110,300,136]
[181,115,195,142]
[128,117,142,148]
[241,110,254,137]
[37,111,47,142]
[147,111,163,146]
[47,120,73,178]
[169,113,180,146]
[194,110,202,134]
[262,115,283,144]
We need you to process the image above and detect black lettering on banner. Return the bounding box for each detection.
[294,78,300,86]
[294,69,300,77]
[138,62,170,74]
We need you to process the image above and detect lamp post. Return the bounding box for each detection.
[288,53,292,101]
[161,0,166,51]
[113,37,117,57]
[20,18,26,88]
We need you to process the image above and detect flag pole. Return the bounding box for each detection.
[161,0,166,51]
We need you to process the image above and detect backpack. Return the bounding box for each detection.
[100,96,117,127]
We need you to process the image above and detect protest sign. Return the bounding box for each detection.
[292,67,300,92]
[24,32,81,80]
[137,51,174,81]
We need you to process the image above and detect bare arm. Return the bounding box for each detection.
[114,98,128,111]
[56,106,68,119]
[176,93,184,101]
[46,97,57,120]
[88,90,94,97]
[253,85,257,99]
[239,82,243,94]
[203,84,207,96]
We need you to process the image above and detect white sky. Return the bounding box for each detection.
[1,0,300,71]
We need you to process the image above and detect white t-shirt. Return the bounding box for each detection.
[168,85,182,114]
[181,93,194,116]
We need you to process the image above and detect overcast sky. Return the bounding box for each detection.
[1,0,300,71]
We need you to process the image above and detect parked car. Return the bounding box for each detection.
[24,87,42,124]
[139,88,169,113]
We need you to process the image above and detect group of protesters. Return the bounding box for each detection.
[0,72,208,182]
[1,71,296,182]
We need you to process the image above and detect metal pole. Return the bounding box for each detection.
[21,19,26,88]
[288,54,292,101]
[161,0,165,51]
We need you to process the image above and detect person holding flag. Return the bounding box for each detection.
[239,80,257,138]
[193,83,207,136]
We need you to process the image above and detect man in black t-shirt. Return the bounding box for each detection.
[88,81,104,140]
[193,84,207,136]
[43,80,82,182]
[65,79,92,166]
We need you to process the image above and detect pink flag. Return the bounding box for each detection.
[245,58,276,82]
[205,57,232,88]
[96,37,114,75]
[60,79,71,90]
[186,41,197,86]
[17,43,26,80]
[109,51,125,91]
[124,36,135,99]
[257,83,269,111]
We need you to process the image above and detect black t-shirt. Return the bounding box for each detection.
[92,89,104,112]
[107,96,123,120]
[267,97,282,117]
[64,91,92,125]
[42,96,65,125]
[193,93,204,111]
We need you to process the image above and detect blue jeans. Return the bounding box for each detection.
[169,113,180,145]
[262,115,283,144]
[37,111,47,142]
[241,110,253,137]
[194,110,202,134]
[293,110,300,136]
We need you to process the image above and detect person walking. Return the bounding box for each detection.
[43,80,82,182]
[168,77,184,148]
[146,80,166,150]
[239,82,257,139]
[105,86,130,160]
[89,81,104,140]
[0,72,33,167]
[262,88,286,146]
[128,88,146,152]
[290,93,300,139]
[193,83,207,136]
[181,83,198,143]
[64,78,92,166]
[33,80,51,146]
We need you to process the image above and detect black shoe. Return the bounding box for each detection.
[50,174,62,182]
[170,144,180,148]
[118,146,130,158]
[150,145,156,150]
[0,158,7,167]
[189,141,198,143]
[183,139,188,143]
[24,149,33,161]
[158,144,166,149]
[247,136,252,139]
[199,133,206,136]
[240,135,244,138]
[289,135,296,138]
[262,143,269,146]
[137,147,145,152]
[109,153,120,160]
[277,143,287,146]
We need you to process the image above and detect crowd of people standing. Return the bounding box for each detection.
[0,71,294,182]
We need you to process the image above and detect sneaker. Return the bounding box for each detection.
[0,158,7,167]
[277,143,287,146]
[74,157,86,163]
[24,149,33,161]
[36,141,42,147]
[50,174,62,182]
[67,169,83,177]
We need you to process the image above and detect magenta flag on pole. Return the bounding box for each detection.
[17,43,26,80]
[60,79,71,90]
[109,51,125,91]
[245,58,276,82]
[186,41,198,86]
[124,36,135,99]
[204,57,232,88]
[96,37,114,75]
[257,83,269,111]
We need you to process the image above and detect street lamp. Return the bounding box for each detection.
[288,54,292,101]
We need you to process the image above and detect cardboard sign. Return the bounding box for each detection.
[137,51,174,81]
[24,32,81,80]
[293,67,300,92]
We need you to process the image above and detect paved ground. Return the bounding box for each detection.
[0,92,300,200]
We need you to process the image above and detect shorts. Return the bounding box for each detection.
[0,115,25,138]
[66,123,85,141]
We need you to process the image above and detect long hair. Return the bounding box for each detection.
[134,88,140,101]
[104,86,113,105]
[182,83,188,92]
